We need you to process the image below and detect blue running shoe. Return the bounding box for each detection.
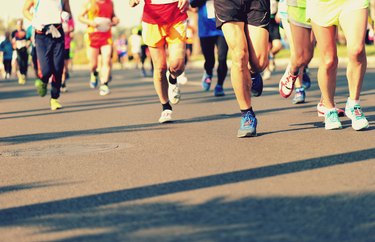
[302,68,311,89]
[237,111,257,138]
[292,88,306,104]
[251,72,263,97]
[201,72,212,91]
[214,85,225,96]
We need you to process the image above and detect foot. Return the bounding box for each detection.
[61,83,67,93]
[251,72,263,97]
[279,70,298,98]
[317,102,345,117]
[214,85,225,97]
[345,99,369,131]
[302,68,311,90]
[201,72,212,91]
[50,98,62,111]
[99,85,110,96]
[292,88,305,104]
[177,71,188,85]
[35,79,47,97]
[90,72,99,88]
[237,111,257,138]
[324,109,342,130]
[159,109,172,123]
[262,69,272,81]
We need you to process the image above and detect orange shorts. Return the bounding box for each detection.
[88,32,113,49]
[141,21,187,47]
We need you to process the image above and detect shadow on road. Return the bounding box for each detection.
[0,148,374,241]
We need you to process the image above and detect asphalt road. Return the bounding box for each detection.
[0,62,374,242]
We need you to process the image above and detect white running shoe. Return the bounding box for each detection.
[345,100,369,131]
[177,71,188,85]
[262,69,271,80]
[99,85,110,96]
[317,102,345,117]
[159,109,172,123]
[324,109,342,130]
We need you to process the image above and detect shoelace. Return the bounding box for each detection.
[327,110,339,122]
[243,112,255,127]
[353,105,364,119]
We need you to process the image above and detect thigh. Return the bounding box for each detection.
[148,46,167,70]
[200,37,216,59]
[311,22,337,59]
[216,35,229,59]
[339,4,368,51]
[100,45,113,63]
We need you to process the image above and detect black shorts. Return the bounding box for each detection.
[215,0,270,29]
[64,48,70,60]
[269,18,281,41]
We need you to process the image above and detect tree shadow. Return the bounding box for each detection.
[0,180,80,195]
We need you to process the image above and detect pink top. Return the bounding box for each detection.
[63,18,75,50]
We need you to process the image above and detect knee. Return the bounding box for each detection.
[347,45,366,62]
[252,53,268,73]
[169,61,185,77]
[231,47,248,70]
[322,55,338,71]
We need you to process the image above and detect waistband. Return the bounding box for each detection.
[35,24,62,35]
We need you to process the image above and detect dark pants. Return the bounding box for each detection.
[3,59,12,74]
[16,47,28,75]
[35,28,65,99]
[31,46,38,77]
[200,35,228,86]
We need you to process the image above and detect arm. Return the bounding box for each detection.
[177,0,189,13]
[23,0,34,22]
[78,0,98,28]
[63,0,72,16]
[190,0,206,8]
[111,2,120,26]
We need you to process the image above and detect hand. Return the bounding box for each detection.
[129,0,140,7]
[177,0,189,13]
[90,21,98,28]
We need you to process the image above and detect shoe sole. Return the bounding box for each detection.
[237,130,257,138]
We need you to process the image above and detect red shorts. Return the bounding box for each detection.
[88,32,112,48]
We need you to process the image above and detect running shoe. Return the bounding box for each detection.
[292,88,305,104]
[35,79,47,97]
[268,58,276,72]
[158,109,173,123]
[345,100,369,131]
[201,72,212,91]
[90,72,98,88]
[302,68,311,90]
[237,111,257,138]
[251,72,263,97]
[167,72,181,104]
[324,109,342,130]
[18,74,26,85]
[214,85,225,97]
[50,98,62,111]
[279,70,298,98]
[317,102,345,117]
[262,69,272,81]
[177,71,188,85]
[99,85,110,96]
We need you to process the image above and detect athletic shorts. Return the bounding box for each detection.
[214,0,270,29]
[118,51,127,58]
[64,48,70,60]
[88,32,113,49]
[142,21,187,48]
[307,0,369,27]
[269,18,281,41]
[288,5,311,28]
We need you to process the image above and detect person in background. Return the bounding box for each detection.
[12,19,29,85]
[79,0,120,96]
[0,32,14,79]
[61,15,75,93]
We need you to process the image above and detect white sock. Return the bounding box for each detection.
[347,97,359,107]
